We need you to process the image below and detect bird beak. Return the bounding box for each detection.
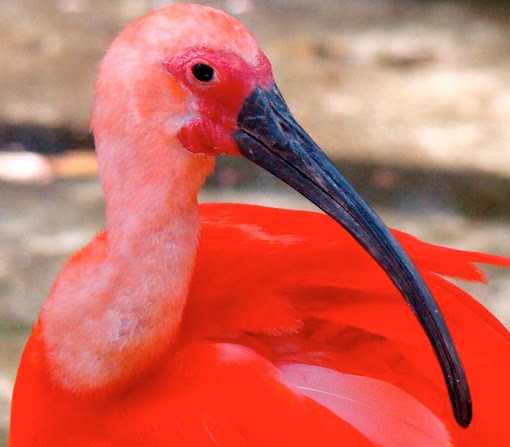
[234,84,472,428]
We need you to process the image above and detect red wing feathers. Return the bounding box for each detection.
[280,363,451,447]
[183,203,510,445]
[11,204,509,446]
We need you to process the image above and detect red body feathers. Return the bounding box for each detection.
[10,204,510,446]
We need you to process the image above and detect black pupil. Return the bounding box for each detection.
[192,64,214,82]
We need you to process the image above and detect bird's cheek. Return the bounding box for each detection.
[177,119,241,156]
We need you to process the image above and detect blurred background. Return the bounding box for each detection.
[1,0,510,442]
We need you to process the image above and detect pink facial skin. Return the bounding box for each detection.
[163,47,273,156]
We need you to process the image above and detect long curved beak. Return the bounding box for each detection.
[234,84,471,428]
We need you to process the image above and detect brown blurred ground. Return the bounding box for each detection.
[1,0,510,444]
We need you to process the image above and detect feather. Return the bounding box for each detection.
[280,363,451,447]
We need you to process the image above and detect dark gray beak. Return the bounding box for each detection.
[234,84,471,428]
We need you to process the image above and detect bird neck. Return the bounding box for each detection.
[40,136,214,394]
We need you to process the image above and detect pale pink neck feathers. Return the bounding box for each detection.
[38,5,262,392]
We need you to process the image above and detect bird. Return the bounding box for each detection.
[9,4,510,446]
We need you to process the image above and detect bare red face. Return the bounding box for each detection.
[163,48,273,156]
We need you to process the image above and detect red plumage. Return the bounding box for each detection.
[10,204,510,446]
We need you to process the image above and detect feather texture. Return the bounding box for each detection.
[10,204,510,446]
[280,363,451,447]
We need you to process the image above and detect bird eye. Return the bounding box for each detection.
[191,63,215,82]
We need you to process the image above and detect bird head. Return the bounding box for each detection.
[91,4,268,155]
[91,4,471,427]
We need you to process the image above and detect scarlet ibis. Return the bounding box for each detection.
[9,4,510,446]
